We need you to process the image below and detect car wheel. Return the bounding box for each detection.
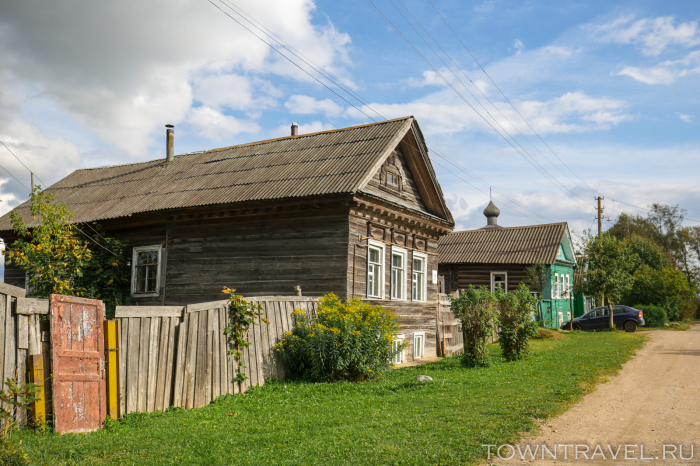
[573,324,582,331]
[624,321,637,333]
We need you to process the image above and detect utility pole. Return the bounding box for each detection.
[596,196,603,237]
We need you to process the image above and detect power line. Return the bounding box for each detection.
[0,160,31,192]
[209,0,553,222]
[365,0,594,213]
[0,139,46,187]
[609,199,700,224]
[428,0,598,197]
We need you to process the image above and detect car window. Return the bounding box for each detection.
[613,307,626,315]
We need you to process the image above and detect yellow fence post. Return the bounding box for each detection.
[28,354,45,425]
[104,320,120,419]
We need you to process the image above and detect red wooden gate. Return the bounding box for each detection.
[50,294,106,433]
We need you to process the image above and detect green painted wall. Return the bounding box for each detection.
[538,263,575,328]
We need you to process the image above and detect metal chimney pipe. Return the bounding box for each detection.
[291,122,298,136]
[166,124,174,162]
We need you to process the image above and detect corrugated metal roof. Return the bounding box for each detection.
[438,222,569,265]
[0,117,426,230]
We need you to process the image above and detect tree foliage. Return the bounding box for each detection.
[5,188,92,297]
[4,187,128,317]
[495,284,539,361]
[451,285,496,367]
[579,232,638,328]
[276,294,403,382]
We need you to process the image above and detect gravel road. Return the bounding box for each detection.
[486,324,700,465]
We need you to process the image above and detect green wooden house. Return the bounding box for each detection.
[437,201,579,328]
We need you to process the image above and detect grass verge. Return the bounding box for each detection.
[17,331,645,466]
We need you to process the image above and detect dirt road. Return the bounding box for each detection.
[487,324,700,465]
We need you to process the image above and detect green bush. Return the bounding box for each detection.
[451,285,496,368]
[496,284,540,361]
[0,437,29,466]
[633,304,667,327]
[276,294,404,382]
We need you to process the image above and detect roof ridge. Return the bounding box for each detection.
[449,222,566,234]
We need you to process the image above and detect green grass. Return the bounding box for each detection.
[18,332,645,466]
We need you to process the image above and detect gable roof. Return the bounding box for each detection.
[438,222,572,265]
[0,117,452,231]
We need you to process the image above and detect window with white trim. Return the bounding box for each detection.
[367,240,385,299]
[413,332,425,359]
[392,334,405,364]
[490,272,507,293]
[132,245,162,296]
[554,273,560,298]
[411,252,427,302]
[560,274,566,299]
[566,274,571,298]
[391,248,407,300]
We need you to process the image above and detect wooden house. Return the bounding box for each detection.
[437,201,577,328]
[0,117,454,361]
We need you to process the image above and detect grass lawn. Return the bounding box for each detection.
[17,331,645,466]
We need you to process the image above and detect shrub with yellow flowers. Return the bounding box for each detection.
[275,293,405,382]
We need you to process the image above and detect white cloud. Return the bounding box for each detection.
[193,75,279,112]
[616,50,700,85]
[513,39,524,55]
[679,113,693,123]
[594,15,700,56]
[284,95,343,116]
[187,106,260,142]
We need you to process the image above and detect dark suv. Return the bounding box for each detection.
[560,305,645,332]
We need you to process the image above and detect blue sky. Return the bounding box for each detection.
[0,0,699,240]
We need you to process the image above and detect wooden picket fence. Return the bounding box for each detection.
[114,297,318,416]
[0,282,50,425]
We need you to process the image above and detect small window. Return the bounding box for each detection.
[391,248,407,300]
[392,334,405,364]
[558,312,564,325]
[490,272,507,293]
[413,332,425,359]
[386,172,399,186]
[132,245,162,296]
[367,240,385,299]
[554,273,559,298]
[412,252,427,302]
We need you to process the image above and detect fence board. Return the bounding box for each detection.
[119,318,128,416]
[211,309,220,401]
[0,295,6,391]
[126,317,141,414]
[115,306,184,318]
[155,317,169,412]
[137,318,150,412]
[172,316,188,408]
[252,310,265,387]
[184,312,199,410]
[4,297,16,390]
[218,307,228,396]
[163,317,177,410]
[146,317,160,412]
[205,308,214,405]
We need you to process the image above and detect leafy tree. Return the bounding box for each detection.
[451,285,496,367]
[524,260,548,322]
[579,232,638,329]
[5,187,92,297]
[495,284,539,361]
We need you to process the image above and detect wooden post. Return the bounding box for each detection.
[104,320,120,419]
[28,354,45,425]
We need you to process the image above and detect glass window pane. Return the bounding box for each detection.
[137,252,149,265]
[392,253,402,268]
[369,248,379,264]
[413,257,423,271]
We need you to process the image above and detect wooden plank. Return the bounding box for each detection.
[119,318,128,417]
[0,282,26,298]
[218,307,229,396]
[126,317,141,414]
[146,317,161,412]
[29,354,45,425]
[162,317,177,410]
[248,296,318,302]
[115,306,184,318]
[186,300,228,313]
[104,320,120,419]
[259,301,274,381]
[16,348,27,424]
[184,312,199,410]
[205,309,214,405]
[136,317,150,412]
[3,296,17,399]
[16,297,49,315]
[251,307,265,387]
[155,317,169,412]
[172,315,189,408]
[194,310,208,408]
[244,313,257,389]
[16,314,29,350]
[211,309,220,401]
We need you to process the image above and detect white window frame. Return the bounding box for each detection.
[392,334,405,365]
[566,274,571,299]
[411,251,428,302]
[391,247,407,301]
[554,273,560,298]
[367,239,385,299]
[558,312,564,326]
[131,245,162,297]
[413,331,425,360]
[490,272,508,293]
[561,274,566,299]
